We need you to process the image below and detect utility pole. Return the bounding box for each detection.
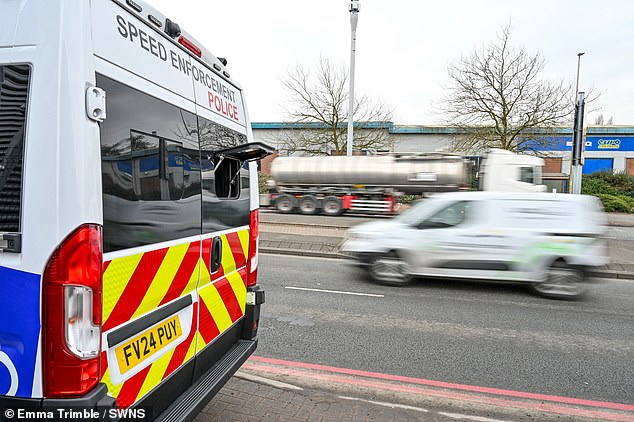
[346,1,360,156]
[571,91,586,194]
[570,52,585,194]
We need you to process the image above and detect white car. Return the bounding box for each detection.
[343,191,608,299]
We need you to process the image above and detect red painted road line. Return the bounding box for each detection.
[242,362,634,422]
[249,356,634,412]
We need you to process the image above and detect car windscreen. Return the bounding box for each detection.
[394,196,448,226]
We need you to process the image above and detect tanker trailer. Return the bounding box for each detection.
[267,153,471,215]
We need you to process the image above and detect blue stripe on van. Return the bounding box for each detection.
[0,266,40,397]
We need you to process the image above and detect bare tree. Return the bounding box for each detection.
[437,24,578,154]
[594,113,614,125]
[594,114,605,125]
[277,57,394,156]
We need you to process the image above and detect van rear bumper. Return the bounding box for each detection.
[0,383,117,421]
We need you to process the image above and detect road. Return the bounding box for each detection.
[255,253,634,406]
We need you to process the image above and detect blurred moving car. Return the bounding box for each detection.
[343,192,607,299]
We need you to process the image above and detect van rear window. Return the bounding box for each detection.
[0,65,30,235]
[97,75,251,252]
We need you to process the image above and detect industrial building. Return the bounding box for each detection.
[252,123,634,189]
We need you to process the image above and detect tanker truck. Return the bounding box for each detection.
[263,150,545,216]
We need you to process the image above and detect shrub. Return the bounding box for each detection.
[582,177,617,196]
[582,171,634,198]
[397,194,422,205]
[258,172,271,194]
[594,194,634,213]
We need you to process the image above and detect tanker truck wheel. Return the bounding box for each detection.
[322,196,344,216]
[299,195,319,215]
[275,194,296,214]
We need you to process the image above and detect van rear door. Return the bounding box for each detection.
[191,64,251,370]
[92,0,202,409]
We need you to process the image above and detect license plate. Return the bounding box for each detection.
[115,315,182,374]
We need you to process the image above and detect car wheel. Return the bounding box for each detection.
[369,252,413,286]
[275,194,296,214]
[299,195,319,215]
[530,261,587,299]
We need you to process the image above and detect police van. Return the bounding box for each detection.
[0,0,272,419]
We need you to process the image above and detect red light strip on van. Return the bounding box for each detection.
[178,36,202,57]
[246,209,259,287]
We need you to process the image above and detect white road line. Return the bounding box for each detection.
[285,286,384,298]
[338,396,429,413]
[438,412,513,422]
[235,371,304,391]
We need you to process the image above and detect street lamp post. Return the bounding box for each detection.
[346,1,360,157]
[570,52,585,194]
[575,52,585,101]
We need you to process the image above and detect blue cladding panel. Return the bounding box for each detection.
[0,266,41,397]
[531,136,634,152]
[583,158,614,174]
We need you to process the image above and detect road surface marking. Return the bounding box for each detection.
[235,371,303,391]
[249,356,634,412]
[438,412,511,422]
[339,395,429,412]
[243,361,633,422]
[285,286,384,297]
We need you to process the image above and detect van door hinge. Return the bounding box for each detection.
[86,86,106,122]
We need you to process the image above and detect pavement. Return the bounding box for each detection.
[196,359,634,422]
[196,373,437,422]
[258,211,634,280]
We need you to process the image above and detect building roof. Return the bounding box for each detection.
[251,122,634,136]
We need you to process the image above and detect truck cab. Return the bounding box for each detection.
[479,149,547,192]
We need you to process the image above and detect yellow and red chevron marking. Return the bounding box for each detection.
[102,241,201,332]
[197,230,249,350]
[99,229,250,408]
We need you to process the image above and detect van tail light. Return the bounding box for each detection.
[43,224,102,397]
[178,35,202,57]
[246,209,259,287]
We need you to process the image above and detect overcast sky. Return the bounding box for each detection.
[150,0,633,126]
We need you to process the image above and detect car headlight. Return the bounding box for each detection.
[346,231,363,241]
[347,231,375,241]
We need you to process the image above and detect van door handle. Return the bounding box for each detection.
[210,237,222,273]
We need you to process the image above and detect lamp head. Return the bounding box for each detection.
[349,1,360,13]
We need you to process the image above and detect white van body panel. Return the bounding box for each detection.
[4,2,102,275]
[344,192,608,284]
